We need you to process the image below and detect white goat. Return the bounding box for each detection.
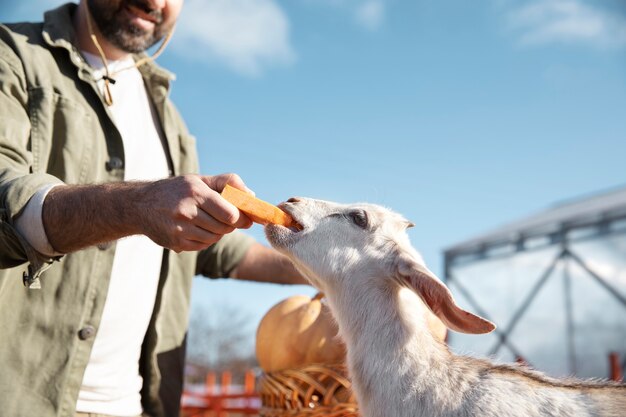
[265,197,626,417]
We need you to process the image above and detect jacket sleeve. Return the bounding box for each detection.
[0,32,64,285]
[195,231,256,278]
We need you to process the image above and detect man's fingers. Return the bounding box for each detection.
[174,236,222,253]
[185,226,223,246]
[202,173,254,196]
[200,173,255,229]
[199,189,253,229]
[141,174,256,252]
[192,209,238,235]
[230,211,253,229]
[169,225,224,252]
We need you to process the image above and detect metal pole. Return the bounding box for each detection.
[448,273,527,359]
[562,253,577,375]
[489,249,565,355]
[566,249,626,309]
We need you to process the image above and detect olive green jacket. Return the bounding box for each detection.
[0,4,254,417]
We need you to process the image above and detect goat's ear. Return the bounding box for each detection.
[425,308,448,342]
[396,255,495,334]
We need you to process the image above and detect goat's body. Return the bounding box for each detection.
[265,198,626,417]
[329,281,625,417]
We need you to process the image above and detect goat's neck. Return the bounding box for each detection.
[324,276,451,413]
[328,276,446,358]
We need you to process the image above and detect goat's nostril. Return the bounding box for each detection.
[287,197,301,203]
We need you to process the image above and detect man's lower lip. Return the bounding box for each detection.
[124,5,157,29]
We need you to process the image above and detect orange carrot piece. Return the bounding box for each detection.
[221,184,295,227]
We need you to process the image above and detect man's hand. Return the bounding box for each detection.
[43,173,253,254]
[137,174,253,252]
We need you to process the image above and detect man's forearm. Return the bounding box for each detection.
[230,243,309,285]
[41,174,254,255]
[43,182,145,253]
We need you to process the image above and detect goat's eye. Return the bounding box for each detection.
[348,210,368,229]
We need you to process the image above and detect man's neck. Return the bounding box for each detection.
[74,1,131,61]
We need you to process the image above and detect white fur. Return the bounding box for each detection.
[265,198,625,417]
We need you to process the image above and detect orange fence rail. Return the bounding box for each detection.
[183,353,623,416]
[182,370,260,417]
[609,352,623,382]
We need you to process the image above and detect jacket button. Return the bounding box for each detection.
[78,326,96,340]
[105,157,123,171]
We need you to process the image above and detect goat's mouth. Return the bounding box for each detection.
[279,202,304,232]
[264,203,303,249]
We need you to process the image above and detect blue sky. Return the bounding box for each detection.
[2,0,626,349]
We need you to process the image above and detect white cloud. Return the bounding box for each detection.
[508,0,626,49]
[355,0,385,30]
[172,0,296,77]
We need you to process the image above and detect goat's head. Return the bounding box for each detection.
[265,197,495,335]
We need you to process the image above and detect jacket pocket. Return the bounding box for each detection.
[28,87,97,184]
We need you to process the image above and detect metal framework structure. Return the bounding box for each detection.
[443,187,626,378]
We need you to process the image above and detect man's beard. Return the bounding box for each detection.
[87,0,171,53]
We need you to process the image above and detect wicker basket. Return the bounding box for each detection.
[258,363,359,417]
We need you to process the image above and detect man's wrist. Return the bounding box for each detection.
[14,183,65,257]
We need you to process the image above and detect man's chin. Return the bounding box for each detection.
[104,16,168,54]
[109,29,156,54]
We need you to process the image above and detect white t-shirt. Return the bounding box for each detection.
[75,52,170,416]
[16,52,170,416]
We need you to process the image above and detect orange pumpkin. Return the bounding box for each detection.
[256,293,346,372]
